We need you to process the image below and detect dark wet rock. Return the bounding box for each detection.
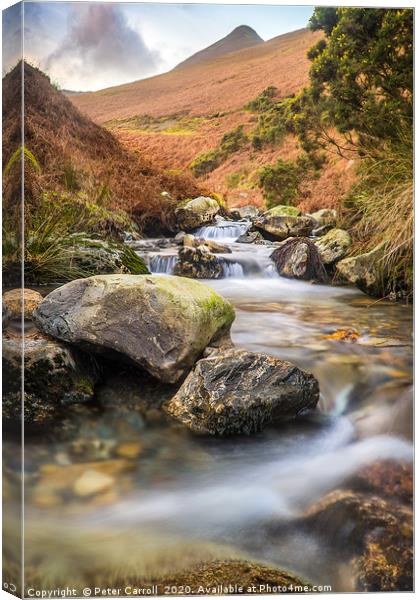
[315,228,352,265]
[153,560,310,592]
[312,224,334,237]
[174,246,223,279]
[301,490,413,592]
[255,211,313,241]
[343,460,413,505]
[165,348,319,435]
[3,288,43,321]
[270,238,327,282]
[230,205,260,220]
[2,329,98,425]
[34,274,234,384]
[175,197,220,231]
[336,246,383,295]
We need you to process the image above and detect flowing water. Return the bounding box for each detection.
[5,220,413,592]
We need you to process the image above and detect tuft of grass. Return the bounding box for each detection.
[344,126,413,299]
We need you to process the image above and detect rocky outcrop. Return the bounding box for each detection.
[255,210,313,241]
[270,238,327,282]
[175,197,220,231]
[2,328,98,424]
[174,246,223,279]
[336,246,383,296]
[165,348,319,435]
[33,274,235,384]
[315,228,352,265]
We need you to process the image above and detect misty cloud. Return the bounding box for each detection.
[45,4,161,90]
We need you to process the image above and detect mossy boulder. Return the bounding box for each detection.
[34,275,235,384]
[2,329,98,425]
[336,246,383,295]
[68,235,149,276]
[165,348,319,435]
[315,228,352,265]
[175,197,220,231]
[265,205,301,217]
[255,212,313,241]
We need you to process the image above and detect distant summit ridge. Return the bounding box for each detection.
[175,25,264,70]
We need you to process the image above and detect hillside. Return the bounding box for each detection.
[70,27,355,210]
[175,25,263,70]
[3,62,201,229]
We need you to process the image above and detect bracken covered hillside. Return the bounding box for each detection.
[3,62,201,227]
[70,28,355,210]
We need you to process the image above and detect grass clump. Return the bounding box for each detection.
[344,128,413,299]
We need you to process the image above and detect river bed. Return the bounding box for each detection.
[4,221,413,592]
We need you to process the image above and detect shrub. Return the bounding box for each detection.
[245,86,278,112]
[248,93,296,150]
[189,126,248,176]
[258,159,300,207]
[189,149,222,176]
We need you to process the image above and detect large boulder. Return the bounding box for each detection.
[336,246,383,295]
[165,348,319,435]
[174,246,223,279]
[270,238,327,282]
[175,197,220,231]
[2,329,98,424]
[315,228,352,265]
[33,275,235,384]
[255,210,313,241]
[264,205,301,217]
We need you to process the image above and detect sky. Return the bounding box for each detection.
[3,2,314,91]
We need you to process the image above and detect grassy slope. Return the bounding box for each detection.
[70,28,356,211]
[3,62,201,229]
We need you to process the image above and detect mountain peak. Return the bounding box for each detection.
[175,25,264,70]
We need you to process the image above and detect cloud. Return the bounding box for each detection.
[45,4,161,91]
[2,2,22,74]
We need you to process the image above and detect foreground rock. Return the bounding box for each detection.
[315,228,352,265]
[175,197,220,231]
[165,349,319,435]
[153,560,310,592]
[174,246,223,279]
[336,246,383,296]
[255,210,313,241]
[34,275,235,383]
[302,490,412,592]
[3,329,98,424]
[271,238,327,282]
[3,288,43,322]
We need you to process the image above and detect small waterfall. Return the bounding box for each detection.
[195,219,250,242]
[222,261,245,278]
[147,254,178,274]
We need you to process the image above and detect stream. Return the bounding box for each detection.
[6,219,413,592]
